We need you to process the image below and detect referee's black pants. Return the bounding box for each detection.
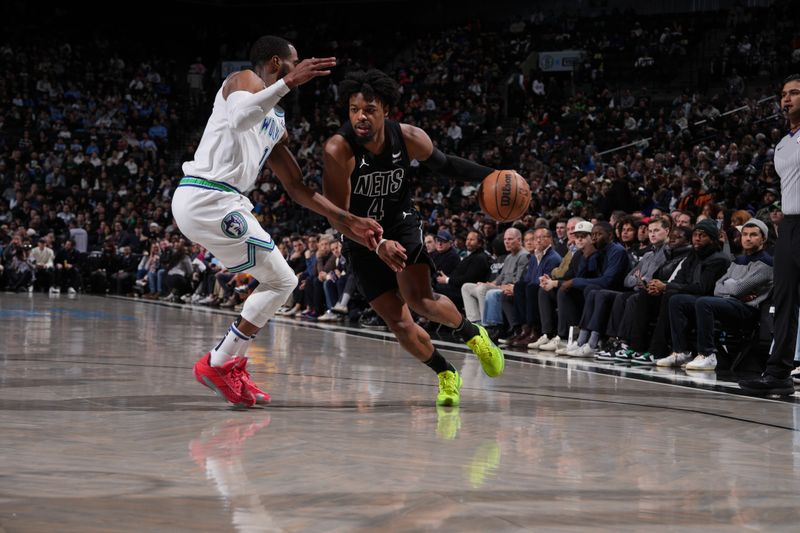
[767,215,800,379]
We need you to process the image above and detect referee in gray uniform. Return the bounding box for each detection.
[740,74,800,396]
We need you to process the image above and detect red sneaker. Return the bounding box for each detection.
[233,357,271,404]
[193,353,255,408]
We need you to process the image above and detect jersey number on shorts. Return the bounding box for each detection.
[367,198,384,220]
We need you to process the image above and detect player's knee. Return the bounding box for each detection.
[275,267,298,294]
[386,316,415,338]
[249,255,297,295]
[406,295,436,318]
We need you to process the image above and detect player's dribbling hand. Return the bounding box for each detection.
[283,57,337,89]
[377,240,407,273]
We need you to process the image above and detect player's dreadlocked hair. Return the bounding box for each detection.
[250,36,292,68]
[338,69,400,109]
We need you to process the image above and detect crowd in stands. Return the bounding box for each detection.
[711,0,799,85]
[1,1,798,375]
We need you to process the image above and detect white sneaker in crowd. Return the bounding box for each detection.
[317,310,341,322]
[538,336,563,352]
[684,353,717,371]
[283,304,302,317]
[568,344,596,358]
[528,334,550,350]
[555,340,577,355]
[332,303,349,315]
[656,351,694,368]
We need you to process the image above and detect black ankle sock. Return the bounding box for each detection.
[453,316,479,342]
[424,349,456,375]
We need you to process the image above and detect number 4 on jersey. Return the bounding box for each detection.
[367,198,384,220]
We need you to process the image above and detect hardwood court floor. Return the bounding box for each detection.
[2,294,800,532]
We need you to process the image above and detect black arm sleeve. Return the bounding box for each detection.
[421,148,493,181]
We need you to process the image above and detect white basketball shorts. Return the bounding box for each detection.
[172,177,279,274]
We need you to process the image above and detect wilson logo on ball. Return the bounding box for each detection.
[478,170,531,222]
[501,172,513,207]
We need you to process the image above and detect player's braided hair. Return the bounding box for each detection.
[338,69,400,109]
[250,36,292,68]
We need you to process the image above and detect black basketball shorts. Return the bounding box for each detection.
[344,215,435,302]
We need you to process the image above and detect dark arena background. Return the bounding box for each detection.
[2,0,800,530]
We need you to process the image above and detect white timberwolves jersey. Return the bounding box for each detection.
[182,79,287,193]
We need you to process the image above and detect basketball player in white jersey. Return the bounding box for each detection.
[172,36,383,408]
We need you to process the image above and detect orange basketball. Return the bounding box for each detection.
[478,170,531,222]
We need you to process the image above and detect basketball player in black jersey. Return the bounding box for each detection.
[323,69,505,406]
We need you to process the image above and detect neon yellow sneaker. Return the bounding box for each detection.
[435,405,461,440]
[466,325,505,377]
[436,369,462,406]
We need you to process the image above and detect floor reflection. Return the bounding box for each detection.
[190,416,277,532]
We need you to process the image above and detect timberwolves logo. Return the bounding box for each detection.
[221,211,248,238]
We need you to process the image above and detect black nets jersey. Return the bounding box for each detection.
[336,120,415,249]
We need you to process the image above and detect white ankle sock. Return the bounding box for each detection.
[210,322,250,366]
[235,334,256,357]
[339,293,350,307]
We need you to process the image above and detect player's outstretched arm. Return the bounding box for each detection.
[282,57,336,89]
[269,141,382,250]
[222,58,335,132]
[223,70,291,132]
[400,123,493,180]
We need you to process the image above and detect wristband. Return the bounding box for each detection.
[376,238,388,254]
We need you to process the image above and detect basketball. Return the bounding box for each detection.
[478,170,531,222]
